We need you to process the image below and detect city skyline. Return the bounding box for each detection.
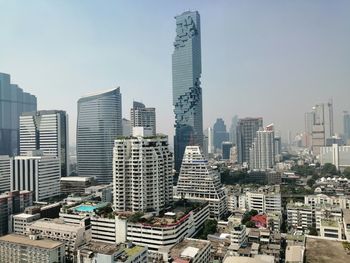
[1,1,350,145]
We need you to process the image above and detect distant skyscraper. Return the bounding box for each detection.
[249,124,275,170]
[19,110,69,176]
[213,118,229,151]
[274,136,282,162]
[229,115,239,145]
[122,118,132,136]
[172,11,203,172]
[344,111,350,145]
[113,127,173,214]
[0,73,37,156]
[304,111,314,148]
[207,127,214,154]
[175,146,227,219]
[130,101,156,135]
[311,104,325,155]
[222,142,233,160]
[236,117,263,164]
[77,88,122,184]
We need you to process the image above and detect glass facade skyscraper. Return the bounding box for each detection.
[0,73,37,156]
[172,11,203,172]
[77,88,122,184]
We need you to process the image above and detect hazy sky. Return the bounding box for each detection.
[1,0,349,145]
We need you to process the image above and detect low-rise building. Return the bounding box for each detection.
[12,213,40,234]
[320,218,343,239]
[77,241,147,263]
[169,238,211,263]
[27,218,91,262]
[343,209,350,241]
[286,202,313,230]
[0,234,65,263]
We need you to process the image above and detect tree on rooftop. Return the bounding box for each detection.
[343,167,350,179]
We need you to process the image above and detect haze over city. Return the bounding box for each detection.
[1,0,350,144]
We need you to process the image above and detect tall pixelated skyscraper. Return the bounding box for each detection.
[172,11,203,172]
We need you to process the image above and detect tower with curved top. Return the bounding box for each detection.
[172,11,203,172]
[77,88,122,183]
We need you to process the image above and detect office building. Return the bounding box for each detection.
[0,155,11,193]
[113,127,173,214]
[222,141,233,160]
[172,11,203,172]
[311,104,325,155]
[27,218,92,262]
[344,111,350,145]
[0,72,37,156]
[249,124,275,170]
[77,88,122,183]
[175,146,227,219]
[0,234,65,263]
[304,111,314,148]
[130,101,156,135]
[229,115,239,145]
[20,110,69,176]
[213,118,229,151]
[0,190,33,236]
[60,176,95,195]
[237,118,263,164]
[320,144,350,170]
[11,152,61,202]
[207,127,214,154]
[169,238,212,263]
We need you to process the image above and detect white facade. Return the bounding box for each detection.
[305,194,350,209]
[0,234,65,263]
[320,144,350,170]
[0,155,11,193]
[286,202,313,230]
[246,191,281,214]
[125,203,210,254]
[113,131,173,214]
[11,154,61,202]
[175,146,227,219]
[12,213,40,234]
[249,125,275,170]
[320,219,342,239]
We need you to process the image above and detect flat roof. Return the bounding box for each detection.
[29,218,82,232]
[170,238,210,260]
[305,237,350,263]
[13,213,39,219]
[61,176,92,182]
[0,234,63,249]
[285,245,304,262]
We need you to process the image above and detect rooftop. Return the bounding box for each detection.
[61,176,93,182]
[29,218,82,232]
[305,237,350,263]
[321,219,339,228]
[0,234,63,249]
[170,238,210,260]
[13,213,39,219]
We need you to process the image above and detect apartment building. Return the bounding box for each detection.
[175,146,227,219]
[169,238,212,263]
[0,234,65,263]
[12,213,40,234]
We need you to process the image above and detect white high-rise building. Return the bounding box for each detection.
[11,151,61,201]
[249,124,275,170]
[207,127,214,154]
[175,146,227,219]
[130,101,156,135]
[20,110,69,176]
[0,156,11,193]
[311,104,325,155]
[113,127,173,214]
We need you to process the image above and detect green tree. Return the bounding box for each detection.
[321,163,337,175]
[308,226,317,236]
[307,178,316,187]
[245,221,256,228]
[343,167,350,179]
[197,219,217,239]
